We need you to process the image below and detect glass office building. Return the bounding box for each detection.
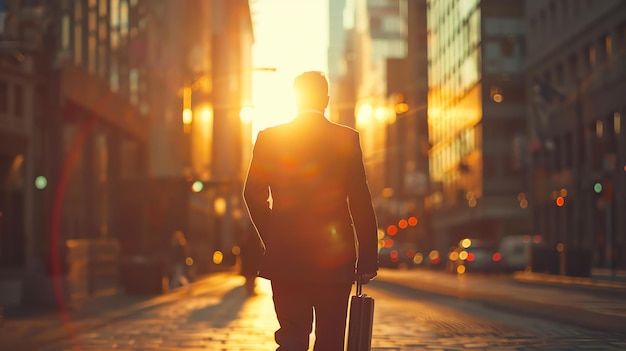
[426,0,528,251]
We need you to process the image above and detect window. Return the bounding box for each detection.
[129,68,139,105]
[120,0,129,39]
[501,37,514,57]
[370,17,381,32]
[605,35,613,60]
[99,0,108,15]
[110,60,119,91]
[88,0,97,73]
[74,0,83,65]
[61,15,70,50]
[586,45,596,70]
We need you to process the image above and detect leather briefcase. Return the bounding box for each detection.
[346,276,374,351]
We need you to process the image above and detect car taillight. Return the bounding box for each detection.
[406,249,416,258]
[390,250,399,262]
[466,252,475,262]
[492,252,501,262]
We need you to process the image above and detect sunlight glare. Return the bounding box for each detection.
[250,0,329,139]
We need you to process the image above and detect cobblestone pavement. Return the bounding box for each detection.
[33,273,626,351]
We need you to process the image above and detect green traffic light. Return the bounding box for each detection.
[593,182,602,193]
[35,176,47,190]
[191,180,204,192]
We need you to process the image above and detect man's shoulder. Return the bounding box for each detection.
[256,118,360,143]
[328,120,359,134]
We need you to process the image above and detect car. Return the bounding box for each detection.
[378,241,419,269]
[498,235,543,272]
[446,238,502,274]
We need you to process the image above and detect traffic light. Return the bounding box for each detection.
[35,176,48,190]
[555,196,565,207]
[593,182,602,194]
[191,180,204,193]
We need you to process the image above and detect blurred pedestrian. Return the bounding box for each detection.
[238,218,264,296]
[243,71,379,351]
[169,230,191,291]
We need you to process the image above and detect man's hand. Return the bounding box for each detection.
[357,272,377,284]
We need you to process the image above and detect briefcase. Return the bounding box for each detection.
[346,276,374,351]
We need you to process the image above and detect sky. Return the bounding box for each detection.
[249,0,329,135]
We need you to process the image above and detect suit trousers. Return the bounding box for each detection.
[270,279,352,351]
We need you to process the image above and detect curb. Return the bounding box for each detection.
[512,271,626,291]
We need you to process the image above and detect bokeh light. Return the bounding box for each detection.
[213,251,224,264]
[35,176,48,190]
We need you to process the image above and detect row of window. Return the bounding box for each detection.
[528,0,595,39]
[544,111,624,173]
[536,23,626,92]
[59,0,145,107]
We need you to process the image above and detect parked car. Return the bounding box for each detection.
[498,235,543,272]
[446,238,502,274]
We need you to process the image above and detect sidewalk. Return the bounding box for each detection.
[0,272,239,351]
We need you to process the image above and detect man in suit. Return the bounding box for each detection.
[243,71,378,350]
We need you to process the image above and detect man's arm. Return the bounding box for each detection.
[347,132,379,283]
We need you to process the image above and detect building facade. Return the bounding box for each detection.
[351,0,408,218]
[524,0,626,270]
[426,0,528,254]
[0,0,253,307]
[333,0,432,255]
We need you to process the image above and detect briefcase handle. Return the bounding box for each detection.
[356,274,364,296]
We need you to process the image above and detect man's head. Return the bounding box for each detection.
[293,71,329,111]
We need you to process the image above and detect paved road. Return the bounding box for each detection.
[25,270,626,351]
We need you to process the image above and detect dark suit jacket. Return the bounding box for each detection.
[243,112,379,283]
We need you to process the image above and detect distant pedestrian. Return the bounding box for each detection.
[238,218,264,296]
[169,230,191,291]
[243,71,379,350]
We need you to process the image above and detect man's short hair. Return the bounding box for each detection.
[293,71,329,109]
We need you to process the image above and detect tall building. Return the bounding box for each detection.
[350,0,407,213]
[385,0,430,250]
[426,0,528,253]
[0,0,41,306]
[335,0,432,254]
[0,0,253,307]
[524,0,626,270]
[328,0,348,125]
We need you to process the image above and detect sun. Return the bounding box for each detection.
[249,0,329,139]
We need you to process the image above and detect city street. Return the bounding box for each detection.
[4,269,622,351]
